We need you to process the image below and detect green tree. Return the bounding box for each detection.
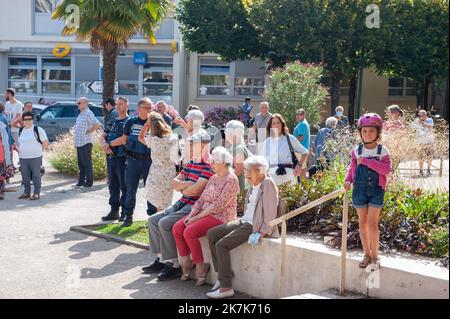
[52,0,171,113]
[265,62,328,130]
[370,0,449,109]
[176,0,267,61]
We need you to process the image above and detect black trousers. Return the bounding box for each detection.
[76,143,93,186]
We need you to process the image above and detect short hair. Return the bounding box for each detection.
[418,109,427,116]
[245,97,251,102]
[116,96,129,104]
[211,146,233,165]
[266,113,289,137]
[260,102,269,108]
[244,156,269,174]
[325,117,338,128]
[387,104,404,117]
[5,88,15,96]
[187,105,200,111]
[297,108,306,115]
[78,97,89,104]
[335,105,344,112]
[0,102,4,113]
[104,98,115,106]
[155,100,167,108]
[22,111,34,119]
[225,120,245,139]
[24,101,33,108]
[186,109,205,123]
[137,97,152,108]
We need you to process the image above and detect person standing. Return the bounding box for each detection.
[334,105,349,129]
[10,102,33,129]
[17,112,49,200]
[241,97,253,128]
[313,117,338,170]
[74,97,101,188]
[3,88,23,146]
[413,110,435,176]
[117,97,153,227]
[0,121,12,200]
[252,102,272,144]
[99,97,130,221]
[0,103,13,147]
[103,98,118,134]
[154,100,173,127]
[293,109,311,178]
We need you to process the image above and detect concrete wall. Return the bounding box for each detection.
[195,236,449,299]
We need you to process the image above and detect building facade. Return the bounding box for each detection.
[0,0,420,118]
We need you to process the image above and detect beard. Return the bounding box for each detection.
[5,96,10,101]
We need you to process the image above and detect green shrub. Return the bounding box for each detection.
[49,129,107,180]
[265,61,328,130]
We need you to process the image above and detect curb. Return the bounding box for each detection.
[70,225,149,251]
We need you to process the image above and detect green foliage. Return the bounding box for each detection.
[176,0,267,60]
[265,62,328,129]
[430,227,449,258]
[49,130,107,180]
[94,221,149,244]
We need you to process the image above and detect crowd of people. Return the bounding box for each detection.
[0,88,441,298]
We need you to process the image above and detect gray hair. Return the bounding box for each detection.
[186,109,205,123]
[211,146,233,166]
[335,105,344,112]
[244,156,269,174]
[117,96,129,104]
[77,97,88,104]
[137,97,152,108]
[325,117,338,128]
[225,120,245,141]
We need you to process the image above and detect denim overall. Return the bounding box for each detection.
[352,144,385,209]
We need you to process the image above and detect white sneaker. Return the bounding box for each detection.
[207,288,234,299]
[211,280,221,291]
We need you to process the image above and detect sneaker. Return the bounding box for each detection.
[29,194,40,201]
[427,169,432,176]
[207,288,234,299]
[211,280,221,292]
[157,264,182,281]
[419,169,425,176]
[142,258,166,274]
[122,216,133,227]
[101,210,120,221]
[74,182,84,187]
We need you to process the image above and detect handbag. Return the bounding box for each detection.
[286,135,300,167]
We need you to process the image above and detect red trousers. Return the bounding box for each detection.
[173,215,223,264]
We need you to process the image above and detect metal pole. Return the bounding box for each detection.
[279,221,287,298]
[355,48,365,119]
[340,192,349,295]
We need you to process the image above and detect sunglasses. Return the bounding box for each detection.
[23,118,33,122]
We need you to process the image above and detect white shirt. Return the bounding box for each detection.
[353,144,390,159]
[262,134,308,166]
[413,118,434,144]
[5,101,23,133]
[241,183,262,225]
[18,126,48,159]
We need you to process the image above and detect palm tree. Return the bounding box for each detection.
[52,0,171,114]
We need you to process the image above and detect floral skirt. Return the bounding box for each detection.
[0,162,14,192]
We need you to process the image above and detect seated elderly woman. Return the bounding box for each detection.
[172,147,239,286]
[225,120,252,192]
[206,156,279,299]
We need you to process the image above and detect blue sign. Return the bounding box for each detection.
[134,52,148,65]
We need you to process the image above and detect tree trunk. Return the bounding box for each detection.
[330,72,342,114]
[348,72,357,126]
[101,42,119,120]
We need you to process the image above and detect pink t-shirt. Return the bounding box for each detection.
[190,172,239,223]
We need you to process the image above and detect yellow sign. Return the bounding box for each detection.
[171,40,178,53]
[52,44,71,58]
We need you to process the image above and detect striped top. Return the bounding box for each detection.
[179,159,214,205]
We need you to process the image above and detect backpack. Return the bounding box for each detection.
[19,126,43,144]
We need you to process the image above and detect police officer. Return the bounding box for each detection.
[99,97,129,221]
[118,97,153,227]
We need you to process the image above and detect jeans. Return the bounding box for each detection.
[124,156,152,216]
[76,143,93,186]
[20,156,43,195]
[107,156,127,212]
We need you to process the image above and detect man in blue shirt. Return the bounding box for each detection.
[103,97,118,134]
[99,97,130,222]
[115,97,153,227]
[241,97,253,128]
[293,109,310,178]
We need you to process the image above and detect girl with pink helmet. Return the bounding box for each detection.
[344,113,392,269]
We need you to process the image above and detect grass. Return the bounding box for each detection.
[92,221,149,244]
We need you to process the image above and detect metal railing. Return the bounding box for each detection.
[269,188,349,298]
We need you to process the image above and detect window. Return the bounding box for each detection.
[199,63,230,96]
[388,78,417,96]
[234,77,265,97]
[61,106,79,118]
[40,105,65,119]
[8,57,38,94]
[143,58,173,99]
[42,58,71,94]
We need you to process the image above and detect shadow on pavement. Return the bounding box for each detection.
[49,230,90,245]
[68,237,123,260]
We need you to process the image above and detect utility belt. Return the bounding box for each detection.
[126,150,151,161]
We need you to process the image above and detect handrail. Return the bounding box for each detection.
[271,187,349,298]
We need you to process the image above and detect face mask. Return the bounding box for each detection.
[248,232,262,247]
[336,111,343,117]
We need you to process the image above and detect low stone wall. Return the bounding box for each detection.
[197,236,449,299]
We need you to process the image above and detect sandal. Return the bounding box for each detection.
[181,262,194,281]
[195,263,210,286]
[359,255,371,268]
[370,258,380,270]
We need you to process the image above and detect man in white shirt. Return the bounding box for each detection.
[3,88,23,145]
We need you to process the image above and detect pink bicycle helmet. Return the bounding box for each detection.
[357,113,383,129]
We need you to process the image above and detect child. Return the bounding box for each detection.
[344,113,391,269]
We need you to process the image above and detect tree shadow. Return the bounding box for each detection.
[48,230,89,245]
[66,236,122,260]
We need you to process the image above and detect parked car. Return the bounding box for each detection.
[35,102,104,141]
[31,104,47,117]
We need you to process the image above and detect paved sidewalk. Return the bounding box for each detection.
[0,164,248,299]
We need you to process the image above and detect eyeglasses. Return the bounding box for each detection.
[23,118,33,122]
